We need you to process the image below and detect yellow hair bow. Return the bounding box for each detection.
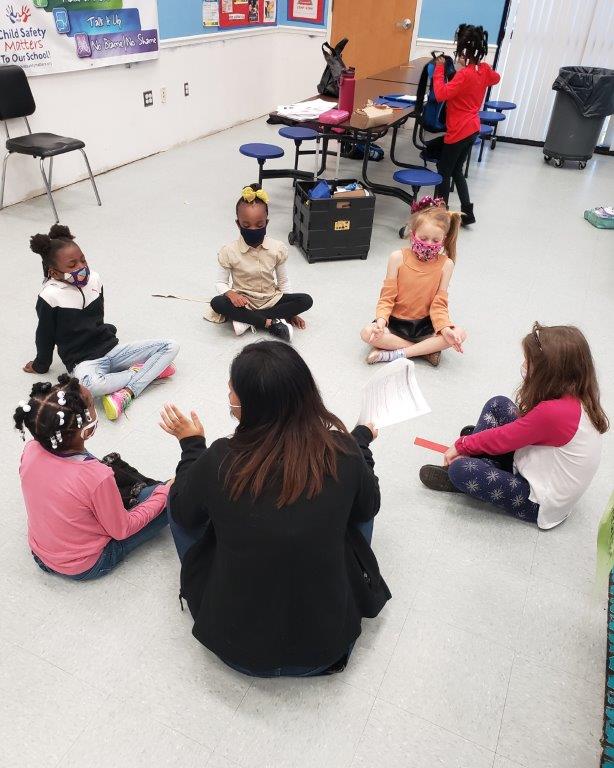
[241,186,269,205]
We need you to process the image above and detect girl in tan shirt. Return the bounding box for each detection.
[360,197,467,367]
[209,185,313,343]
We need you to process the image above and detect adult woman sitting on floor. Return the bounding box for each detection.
[160,340,389,677]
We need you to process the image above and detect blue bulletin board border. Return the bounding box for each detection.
[158,0,328,42]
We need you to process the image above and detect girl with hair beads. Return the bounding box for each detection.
[208,184,313,343]
[420,323,607,529]
[15,375,170,579]
[433,24,500,225]
[360,196,466,367]
[23,224,179,420]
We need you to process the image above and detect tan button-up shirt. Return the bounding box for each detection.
[217,236,289,309]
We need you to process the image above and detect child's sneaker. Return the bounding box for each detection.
[233,321,252,337]
[267,319,291,343]
[102,388,133,421]
[130,363,176,380]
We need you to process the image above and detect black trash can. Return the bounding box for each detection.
[544,66,614,168]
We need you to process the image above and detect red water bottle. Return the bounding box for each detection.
[338,67,356,113]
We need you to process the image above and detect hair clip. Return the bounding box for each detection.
[55,431,63,444]
[86,409,93,422]
[410,195,446,214]
[18,400,31,413]
[57,390,66,406]
[76,414,83,428]
[57,410,65,426]
[50,435,58,449]
[241,186,269,205]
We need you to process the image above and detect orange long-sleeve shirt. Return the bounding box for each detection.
[375,249,452,333]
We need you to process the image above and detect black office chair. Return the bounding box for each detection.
[0,65,101,222]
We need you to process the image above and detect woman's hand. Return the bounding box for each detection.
[226,290,250,308]
[434,55,446,65]
[442,326,467,353]
[443,445,461,466]
[289,315,306,329]
[159,403,205,441]
[23,361,36,373]
[368,319,386,344]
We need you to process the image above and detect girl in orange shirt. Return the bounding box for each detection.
[360,197,466,367]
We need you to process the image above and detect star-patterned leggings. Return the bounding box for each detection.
[448,396,540,524]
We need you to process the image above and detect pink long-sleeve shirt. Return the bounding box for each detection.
[20,440,169,575]
[455,397,602,529]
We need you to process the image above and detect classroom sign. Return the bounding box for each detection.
[0,0,159,76]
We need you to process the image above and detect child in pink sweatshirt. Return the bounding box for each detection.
[15,374,170,579]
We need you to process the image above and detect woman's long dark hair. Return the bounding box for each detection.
[517,323,609,434]
[224,341,350,506]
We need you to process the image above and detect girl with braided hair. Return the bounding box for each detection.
[432,24,500,225]
[23,224,179,420]
[15,375,170,579]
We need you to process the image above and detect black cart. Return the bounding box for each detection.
[288,179,376,263]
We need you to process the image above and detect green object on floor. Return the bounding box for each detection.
[585,208,614,229]
[597,492,614,588]
[601,569,614,767]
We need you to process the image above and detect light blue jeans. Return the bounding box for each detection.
[72,339,179,397]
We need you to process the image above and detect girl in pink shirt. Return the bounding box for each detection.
[15,374,170,579]
[419,323,608,528]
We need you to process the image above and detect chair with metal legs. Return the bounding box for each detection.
[0,65,101,223]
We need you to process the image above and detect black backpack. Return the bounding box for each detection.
[317,38,349,98]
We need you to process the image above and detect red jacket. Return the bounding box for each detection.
[433,62,501,144]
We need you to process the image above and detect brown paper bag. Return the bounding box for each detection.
[352,102,394,129]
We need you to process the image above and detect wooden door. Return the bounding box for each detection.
[330,0,417,79]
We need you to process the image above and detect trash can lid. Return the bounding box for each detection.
[552,66,614,118]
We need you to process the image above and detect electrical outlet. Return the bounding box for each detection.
[160,87,167,104]
[143,90,153,108]
[184,82,190,97]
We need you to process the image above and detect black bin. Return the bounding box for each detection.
[288,179,376,263]
[544,66,614,168]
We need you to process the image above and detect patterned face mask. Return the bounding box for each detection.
[63,265,90,287]
[410,232,444,262]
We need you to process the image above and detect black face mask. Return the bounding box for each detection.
[239,225,267,248]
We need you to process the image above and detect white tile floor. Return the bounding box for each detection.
[0,118,612,768]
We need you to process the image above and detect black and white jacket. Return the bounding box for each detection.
[32,272,119,374]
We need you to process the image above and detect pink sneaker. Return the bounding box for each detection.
[102,388,133,421]
[130,362,176,380]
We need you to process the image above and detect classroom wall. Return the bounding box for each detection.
[417,0,505,40]
[1,28,326,208]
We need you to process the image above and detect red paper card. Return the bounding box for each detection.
[414,437,449,453]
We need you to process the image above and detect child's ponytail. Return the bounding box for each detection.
[444,211,462,263]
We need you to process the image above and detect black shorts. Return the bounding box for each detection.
[387,316,434,343]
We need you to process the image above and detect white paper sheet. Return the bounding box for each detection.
[358,358,430,428]
[276,99,335,122]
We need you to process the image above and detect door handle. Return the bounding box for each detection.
[396,18,413,30]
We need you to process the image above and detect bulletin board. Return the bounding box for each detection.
[158,0,328,41]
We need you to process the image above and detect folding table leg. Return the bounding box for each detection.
[0,151,11,210]
[314,138,320,178]
[335,139,341,177]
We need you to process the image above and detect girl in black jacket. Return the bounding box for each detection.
[160,341,390,677]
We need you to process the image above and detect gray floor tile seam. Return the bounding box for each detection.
[53,691,114,768]
[407,603,526,656]
[513,646,606,690]
[372,690,499,758]
[347,695,379,768]
[492,651,521,764]
[527,558,603,599]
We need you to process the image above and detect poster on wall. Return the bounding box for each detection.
[287,0,323,23]
[202,0,219,26]
[0,0,159,76]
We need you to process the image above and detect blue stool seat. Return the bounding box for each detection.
[278,127,319,141]
[239,143,284,160]
[393,168,442,186]
[484,100,517,111]
[478,110,506,123]
[475,124,495,143]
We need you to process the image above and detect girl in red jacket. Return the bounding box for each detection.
[433,24,500,225]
